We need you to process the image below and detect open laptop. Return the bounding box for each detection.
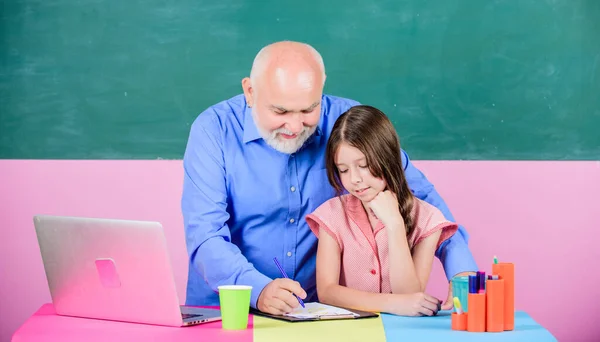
[33,215,221,327]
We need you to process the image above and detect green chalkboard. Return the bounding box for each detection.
[1,0,599,160]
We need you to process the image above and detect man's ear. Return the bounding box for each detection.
[241,77,253,107]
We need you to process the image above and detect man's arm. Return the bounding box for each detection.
[401,149,478,280]
[181,115,271,308]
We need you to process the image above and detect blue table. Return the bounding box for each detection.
[381,311,557,341]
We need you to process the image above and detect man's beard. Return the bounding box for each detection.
[252,108,318,154]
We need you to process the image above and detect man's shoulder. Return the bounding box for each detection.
[322,94,360,113]
[190,94,246,133]
[320,94,361,129]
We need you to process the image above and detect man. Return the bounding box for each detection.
[181,41,477,315]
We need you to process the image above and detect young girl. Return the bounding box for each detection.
[305,105,458,317]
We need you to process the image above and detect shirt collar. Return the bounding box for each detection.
[345,194,386,235]
[242,97,325,145]
[243,104,262,144]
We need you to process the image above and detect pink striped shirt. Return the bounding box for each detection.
[305,194,458,293]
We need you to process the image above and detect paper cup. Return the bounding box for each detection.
[218,285,252,330]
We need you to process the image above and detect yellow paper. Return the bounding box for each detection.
[253,313,386,342]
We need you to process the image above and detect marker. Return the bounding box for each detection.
[453,297,463,314]
[493,255,498,264]
[469,275,478,293]
[488,274,499,280]
[477,271,486,293]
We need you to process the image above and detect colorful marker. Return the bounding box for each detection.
[493,255,498,264]
[477,271,486,293]
[469,275,478,293]
[453,297,463,314]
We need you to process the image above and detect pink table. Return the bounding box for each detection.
[12,304,254,342]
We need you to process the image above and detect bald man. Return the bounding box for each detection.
[181,41,477,315]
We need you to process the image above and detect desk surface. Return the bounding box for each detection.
[12,304,557,342]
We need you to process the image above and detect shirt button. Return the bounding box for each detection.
[371,269,377,275]
[289,218,295,223]
[290,186,296,192]
[287,251,292,257]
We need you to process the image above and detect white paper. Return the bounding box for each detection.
[283,302,360,319]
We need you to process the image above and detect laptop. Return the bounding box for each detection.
[33,215,222,327]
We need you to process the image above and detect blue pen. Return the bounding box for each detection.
[273,257,305,308]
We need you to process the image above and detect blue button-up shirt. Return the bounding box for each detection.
[181,94,477,308]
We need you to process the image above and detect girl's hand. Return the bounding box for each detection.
[368,190,404,228]
[388,292,441,317]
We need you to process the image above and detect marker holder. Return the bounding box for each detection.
[486,278,505,332]
[451,312,467,331]
[492,262,515,331]
[467,293,486,332]
[450,260,515,334]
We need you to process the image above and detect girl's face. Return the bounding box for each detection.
[335,142,387,203]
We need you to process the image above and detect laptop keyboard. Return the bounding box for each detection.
[182,313,204,319]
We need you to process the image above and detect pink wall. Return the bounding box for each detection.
[1,160,599,341]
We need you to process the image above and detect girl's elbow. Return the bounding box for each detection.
[316,286,329,301]
[317,284,335,303]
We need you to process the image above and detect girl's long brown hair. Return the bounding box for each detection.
[325,105,415,236]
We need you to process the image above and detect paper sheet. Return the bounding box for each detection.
[283,302,360,319]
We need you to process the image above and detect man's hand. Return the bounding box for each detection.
[257,278,307,315]
[441,271,476,310]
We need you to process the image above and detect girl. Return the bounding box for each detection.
[305,105,458,317]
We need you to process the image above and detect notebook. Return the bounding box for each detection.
[251,302,378,322]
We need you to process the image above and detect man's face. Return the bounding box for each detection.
[249,69,323,154]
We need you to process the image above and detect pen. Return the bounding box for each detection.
[453,297,463,314]
[273,257,305,308]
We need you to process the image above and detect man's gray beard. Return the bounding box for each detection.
[252,108,318,154]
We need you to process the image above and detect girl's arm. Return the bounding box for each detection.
[316,227,439,316]
[369,191,444,294]
[387,223,422,293]
[368,191,422,294]
[387,226,443,294]
[412,230,443,289]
